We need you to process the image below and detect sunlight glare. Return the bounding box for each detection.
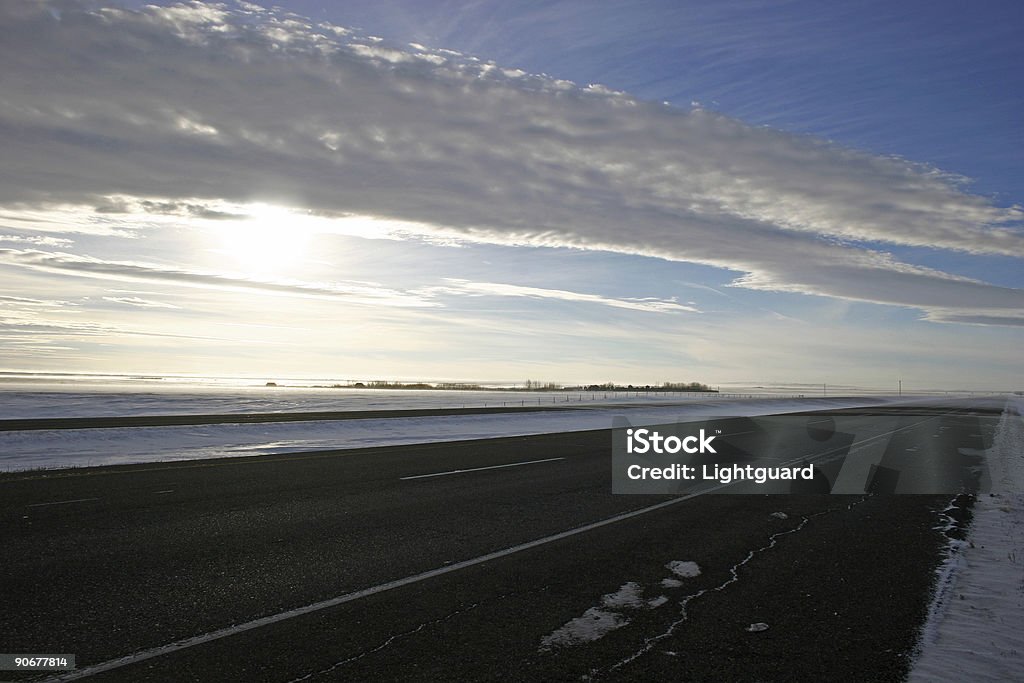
[221,204,311,275]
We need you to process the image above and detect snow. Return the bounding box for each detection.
[539,578,679,651]
[601,582,644,609]
[982,398,1024,495]
[666,561,701,579]
[0,385,660,419]
[541,582,650,650]
[660,578,683,589]
[745,622,769,633]
[0,395,905,472]
[910,398,1024,682]
[0,383,853,419]
[539,607,629,650]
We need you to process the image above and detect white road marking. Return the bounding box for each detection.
[26,497,100,508]
[399,457,564,480]
[154,490,174,495]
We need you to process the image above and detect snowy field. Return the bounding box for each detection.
[0,393,904,472]
[0,383,805,420]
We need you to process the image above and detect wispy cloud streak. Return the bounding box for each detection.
[432,279,699,313]
[0,248,437,307]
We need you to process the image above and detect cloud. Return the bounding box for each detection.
[0,233,74,247]
[0,1,1021,324]
[0,295,71,307]
[0,204,139,238]
[0,309,262,344]
[432,279,699,313]
[0,248,438,308]
[923,311,1024,328]
[102,296,181,309]
[0,249,697,317]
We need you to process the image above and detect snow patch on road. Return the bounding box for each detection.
[540,606,629,650]
[540,575,685,651]
[601,582,644,609]
[666,560,701,578]
[540,582,653,649]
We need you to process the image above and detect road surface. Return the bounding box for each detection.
[0,398,1004,681]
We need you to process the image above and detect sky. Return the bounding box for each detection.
[0,0,1021,389]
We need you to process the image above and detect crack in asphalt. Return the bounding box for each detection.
[589,496,871,680]
[285,585,550,682]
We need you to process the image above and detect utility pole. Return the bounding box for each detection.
[823,383,826,397]
[898,379,902,397]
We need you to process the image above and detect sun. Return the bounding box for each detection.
[220,204,311,275]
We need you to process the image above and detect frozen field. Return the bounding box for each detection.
[0,392,903,472]
[0,384,799,420]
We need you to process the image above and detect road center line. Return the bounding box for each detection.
[399,457,564,480]
[798,412,960,467]
[26,497,100,508]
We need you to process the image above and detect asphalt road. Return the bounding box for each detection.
[0,398,1005,681]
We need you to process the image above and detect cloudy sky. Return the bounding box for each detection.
[1,0,1021,389]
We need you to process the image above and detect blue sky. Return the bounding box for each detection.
[0,1,1021,389]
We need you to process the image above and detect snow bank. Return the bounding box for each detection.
[0,396,902,472]
[910,397,1024,682]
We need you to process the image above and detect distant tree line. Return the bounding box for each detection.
[316,379,716,393]
[340,380,484,390]
[521,379,561,391]
[574,381,716,393]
